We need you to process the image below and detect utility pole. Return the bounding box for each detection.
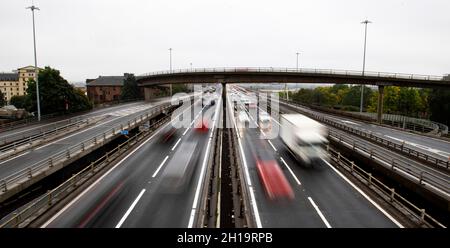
[296,52,300,89]
[360,19,371,113]
[285,83,289,101]
[169,48,172,96]
[27,4,41,121]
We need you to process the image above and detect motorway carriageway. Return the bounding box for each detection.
[277,103,450,197]
[0,101,151,145]
[229,87,401,227]
[41,93,221,227]
[278,99,450,161]
[0,97,180,185]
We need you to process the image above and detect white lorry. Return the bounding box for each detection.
[280,114,329,164]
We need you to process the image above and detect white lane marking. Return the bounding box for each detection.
[36,116,121,151]
[40,104,192,228]
[228,91,262,228]
[0,151,30,165]
[267,140,277,152]
[341,120,361,126]
[384,135,404,143]
[188,95,221,228]
[115,189,146,228]
[323,159,404,228]
[182,128,189,136]
[188,209,196,227]
[248,187,262,227]
[308,197,332,228]
[152,155,169,178]
[280,157,301,185]
[171,138,182,151]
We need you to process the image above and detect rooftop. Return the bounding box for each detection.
[86,76,124,86]
[0,73,19,81]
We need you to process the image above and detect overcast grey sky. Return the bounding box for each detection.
[1,0,449,82]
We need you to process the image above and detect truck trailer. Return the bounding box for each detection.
[280,114,329,164]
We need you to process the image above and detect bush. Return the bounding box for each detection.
[10,95,27,109]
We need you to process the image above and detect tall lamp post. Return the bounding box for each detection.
[169,48,172,96]
[296,52,300,89]
[360,19,371,113]
[27,4,41,121]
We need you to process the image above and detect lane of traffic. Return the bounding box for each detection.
[43,93,220,227]
[231,86,401,227]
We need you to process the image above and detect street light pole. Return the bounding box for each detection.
[27,4,41,121]
[169,48,172,96]
[296,52,300,71]
[360,19,371,113]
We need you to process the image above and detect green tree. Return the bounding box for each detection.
[368,86,427,117]
[382,86,400,114]
[25,66,92,114]
[172,84,189,94]
[310,87,337,106]
[10,95,27,109]
[340,85,373,110]
[292,88,313,103]
[428,88,450,126]
[0,90,5,107]
[397,87,423,116]
[329,84,349,94]
[120,73,140,100]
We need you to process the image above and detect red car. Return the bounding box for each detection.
[256,159,295,200]
[195,118,209,133]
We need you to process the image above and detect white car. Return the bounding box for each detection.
[238,111,250,127]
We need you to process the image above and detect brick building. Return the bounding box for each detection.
[86,76,124,104]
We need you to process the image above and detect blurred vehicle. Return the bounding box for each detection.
[160,126,178,143]
[248,101,257,109]
[195,117,209,132]
[259,111,272,132]
[238,110,250,127]
[280,114,329,164]
[0,105,30,120]
[202,93,217,107]
[160,141,200,193]
[241,98,256,111]
[256,159,294,200]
